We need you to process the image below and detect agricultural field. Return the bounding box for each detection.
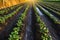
[0,0,60,40]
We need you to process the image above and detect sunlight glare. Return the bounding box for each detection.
[25,0,38,5]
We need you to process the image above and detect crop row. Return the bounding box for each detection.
[38,2,60,16]
[44,2,60,9]
[33,5,52,40]
[8,5,29,40]
[41,2,60,13]
[0,6,23,24]
[38,3,60,19]
[42,2,60,8]
[37,4,60,24]
[45,4,60,15]
[0,4,21,15]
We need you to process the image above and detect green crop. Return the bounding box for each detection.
[33,6,52,40]
[8,5,29,40]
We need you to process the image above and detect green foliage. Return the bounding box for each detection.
[33,6,52,40]
[37,4,60,24]
[36,13,52,40]
[0,6,23,24]
[8,5,29,40]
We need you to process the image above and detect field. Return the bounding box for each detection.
[0,0,60,40]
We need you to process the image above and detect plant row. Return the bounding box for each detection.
[33,5,52,40]
[38,2,60,16]
[42,3,60,13]
[0,6,23,24]
[37,4,60,24]
[0,4,21,15]
[8,5,29,40]
[43,2,60,8]
[39,3,60,17]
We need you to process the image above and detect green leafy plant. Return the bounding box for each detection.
[37,4,60,24]
[34,6,52,40]
[8,5,29,40]
[0,6,23,24]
